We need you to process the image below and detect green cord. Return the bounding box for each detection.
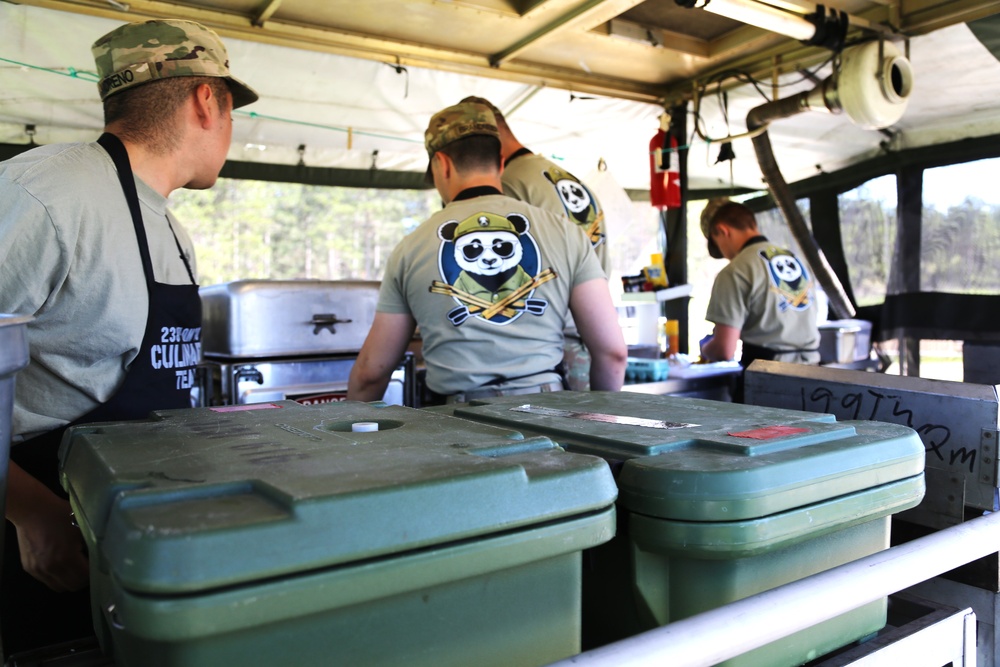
[1,56,421,145]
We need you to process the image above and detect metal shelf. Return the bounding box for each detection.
[620,284,693,303]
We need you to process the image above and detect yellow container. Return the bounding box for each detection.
[664,320,679,356]
[643,253,668,288]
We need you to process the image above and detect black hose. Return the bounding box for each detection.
[747,93,856,319]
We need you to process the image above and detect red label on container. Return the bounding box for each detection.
[729,425,809,440]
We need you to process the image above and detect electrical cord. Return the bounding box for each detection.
[689,51,837,146]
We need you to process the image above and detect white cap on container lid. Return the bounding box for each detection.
[351,422,379,433]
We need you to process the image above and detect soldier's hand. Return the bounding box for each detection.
[14,492,89,592]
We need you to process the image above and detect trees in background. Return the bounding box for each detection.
[172,178,999,300]
[170,179,435,286]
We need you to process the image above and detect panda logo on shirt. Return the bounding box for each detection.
[542,164,605,248]
[759,246,812,311]
[433,212,556,326]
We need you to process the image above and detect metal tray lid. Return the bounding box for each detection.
[199,279,380,358]
[446,391,926,522]
[59,401,616,595]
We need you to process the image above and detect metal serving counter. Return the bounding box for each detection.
[196,353,414,407]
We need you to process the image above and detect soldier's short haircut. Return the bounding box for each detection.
[438,135,502,174]
[711,201,759,232]
[103,76,231,153]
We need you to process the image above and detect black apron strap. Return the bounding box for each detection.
[97,133,156,287]
[740,341,820,369]
[96,133,196,284]
[481,366,562,387]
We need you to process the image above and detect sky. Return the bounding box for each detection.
[858,157,1000,211]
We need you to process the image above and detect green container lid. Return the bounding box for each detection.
[59,401,617,595]
[446,392,925,522]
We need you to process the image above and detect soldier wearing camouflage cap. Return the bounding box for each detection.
[349,102,626,404]
[423,101,499,181]
[698,199,820,400]
[459,95,610,392]
[92,18,257,108]
[0,19,256,652]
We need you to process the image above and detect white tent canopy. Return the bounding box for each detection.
[3,2,1000,192]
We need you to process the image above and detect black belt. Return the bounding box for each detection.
[740,341,819,368]
[423,367,566,406]
[445,380,565,404]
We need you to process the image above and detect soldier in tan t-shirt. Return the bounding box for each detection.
[348,101,626,404]
[459,96,610,390]
[699,199,821,369]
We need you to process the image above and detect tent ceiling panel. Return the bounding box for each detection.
[2,0,1000,191]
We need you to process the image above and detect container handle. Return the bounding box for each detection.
[311,313,352,335]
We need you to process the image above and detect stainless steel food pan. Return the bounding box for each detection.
[200,280,379,358]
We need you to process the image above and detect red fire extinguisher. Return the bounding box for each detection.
[649,115,681,209]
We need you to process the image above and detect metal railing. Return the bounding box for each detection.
[549,511,1000,666]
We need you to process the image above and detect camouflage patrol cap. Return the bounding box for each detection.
[454,213,517,239]
[700,196,730,259]
[424,102,499,158]
[92,19,258,109]
[459,96,505,123]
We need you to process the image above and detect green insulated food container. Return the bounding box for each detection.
[440,391,926,667]
[57,401,618,667]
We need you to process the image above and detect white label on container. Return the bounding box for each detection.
[210,403,283,412]
[508,405,696,430]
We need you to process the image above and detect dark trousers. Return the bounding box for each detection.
[2,432,93,658]
[2,522,93,657]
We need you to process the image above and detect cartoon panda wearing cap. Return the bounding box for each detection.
[759,246,813,312]
[433,212,555,326]
[542,164,604,248]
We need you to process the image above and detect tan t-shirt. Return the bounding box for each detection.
[378,191,604,395]
[0,142,198,439]
[501,152,610,273]
[706,239,820,363]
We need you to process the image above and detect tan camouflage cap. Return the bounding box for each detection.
[92,19,258,109]
[424,102,499,158]
[459,96,505,123]
[700,196,730,259]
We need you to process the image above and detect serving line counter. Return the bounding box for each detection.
[622,360,742,401]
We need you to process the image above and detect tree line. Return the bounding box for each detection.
[170,178,1000,304]
[169,179,437,287]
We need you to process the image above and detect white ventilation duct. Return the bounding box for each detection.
[803,40,915,129]
[747,39,914,320]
